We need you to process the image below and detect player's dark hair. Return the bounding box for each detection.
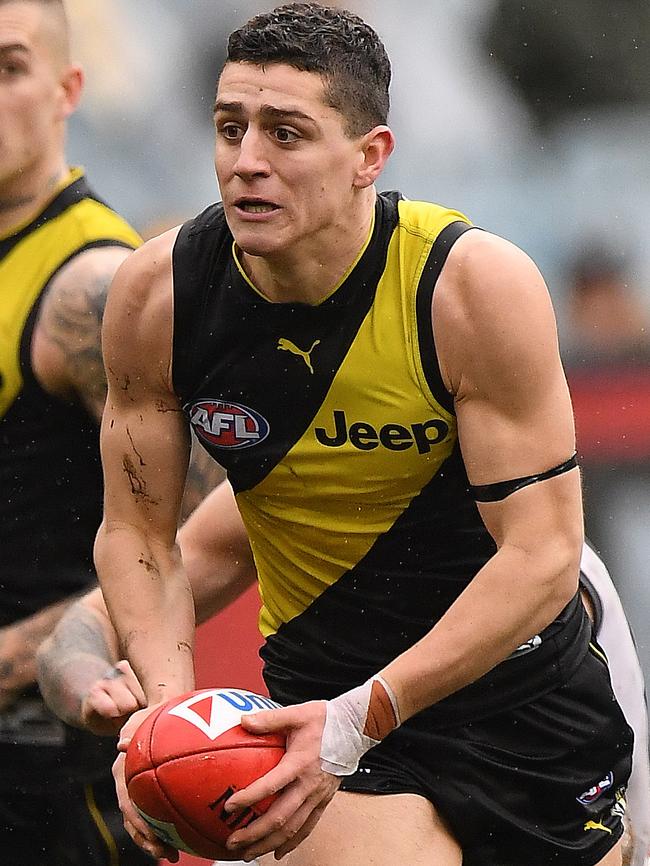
[227,3,391,137]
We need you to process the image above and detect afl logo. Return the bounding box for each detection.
[188,400,270,449]
[577,771,614,806]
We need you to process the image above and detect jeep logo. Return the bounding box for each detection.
[315,410,449,454]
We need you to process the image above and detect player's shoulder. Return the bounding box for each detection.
[111,226,181,304]
[439,227,550,320]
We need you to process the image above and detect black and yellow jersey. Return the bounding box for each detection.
[172,191,589,725]
[0,169,141,626]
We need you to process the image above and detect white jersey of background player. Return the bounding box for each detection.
[580,543,650,866]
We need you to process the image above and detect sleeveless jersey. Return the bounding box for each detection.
[0,169,141,626]
[172,191,590,726]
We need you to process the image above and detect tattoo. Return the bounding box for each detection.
[36,602,116,726]
[37,248,130,420]
[0,599,70,711]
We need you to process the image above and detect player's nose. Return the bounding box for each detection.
[233,128,271,180]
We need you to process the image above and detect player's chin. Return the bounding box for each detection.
[232,232,287,259]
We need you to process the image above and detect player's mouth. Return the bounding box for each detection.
[234,198,280,216]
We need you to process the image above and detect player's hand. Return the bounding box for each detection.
[81,659,147,735]
[224,700,341,861]
[116,705,181,862]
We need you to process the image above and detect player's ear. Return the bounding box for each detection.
[353,126,395,189]
[57,64,84,120]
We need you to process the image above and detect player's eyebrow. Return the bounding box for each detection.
[0,43,29,55]
[214,100,317,125]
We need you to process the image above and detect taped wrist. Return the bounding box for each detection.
[320,675,401,776]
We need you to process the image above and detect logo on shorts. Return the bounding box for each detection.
[583,820,612,835]
[188,399,270,449]
[577,771,614,806]
[508,635,542,659]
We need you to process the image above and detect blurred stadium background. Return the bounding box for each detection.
[65,0,650,723]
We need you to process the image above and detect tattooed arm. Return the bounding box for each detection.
[38,480,256,730]
[36,590,122,729]
[0,598,73,712]
[0,248,130,713]
[31,245,133,422]
[36,591,147,735]
[32,246,224,515]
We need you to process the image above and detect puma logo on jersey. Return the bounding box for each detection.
[315,409,449,454]
[277,338,320,374]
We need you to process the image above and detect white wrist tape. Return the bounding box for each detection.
[320,675,401,776]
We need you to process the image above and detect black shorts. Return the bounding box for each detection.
[0,700,149,866]
[340,645,633,866]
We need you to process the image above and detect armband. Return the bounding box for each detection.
[319,675,401,776]
[470,453,578,503]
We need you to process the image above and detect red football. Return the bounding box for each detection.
[125,687,285,860]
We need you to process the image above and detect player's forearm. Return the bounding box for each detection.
[0,597,72,710]
[382,541,580,722]
[95,522,196,704]
[37,595,118,726]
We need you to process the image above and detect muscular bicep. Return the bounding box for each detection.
[32,246,134,422]
[434,231,582,548]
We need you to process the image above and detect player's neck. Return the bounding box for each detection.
[239,192,376,305]
[0,161,69,237]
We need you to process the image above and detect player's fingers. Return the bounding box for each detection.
[114,752,179,861]
[225,753,305,811]
[81,703,125,736]
[113,659,147,706]
[118,703,159,750]
[101,681,145,717]
[227,767,336,852]
[82,688,122,721]
[240,701,323,734]
[236,784,333,861]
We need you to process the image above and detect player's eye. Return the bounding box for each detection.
[274,127,299,144]
[0,62,24,77]
[219,123,244,141]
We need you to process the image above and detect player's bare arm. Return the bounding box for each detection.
[224,232,583,862]
[95,229,195,704]
[35,589,130,731]
[31,245,133,422]
[38,480,256,731]
[382,228,583,718]
[181,434,226,521]
[31,241,224,513]
[0,597,71,712]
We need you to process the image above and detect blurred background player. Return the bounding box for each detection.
[0,0,221,861]
[36,480,650,866]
